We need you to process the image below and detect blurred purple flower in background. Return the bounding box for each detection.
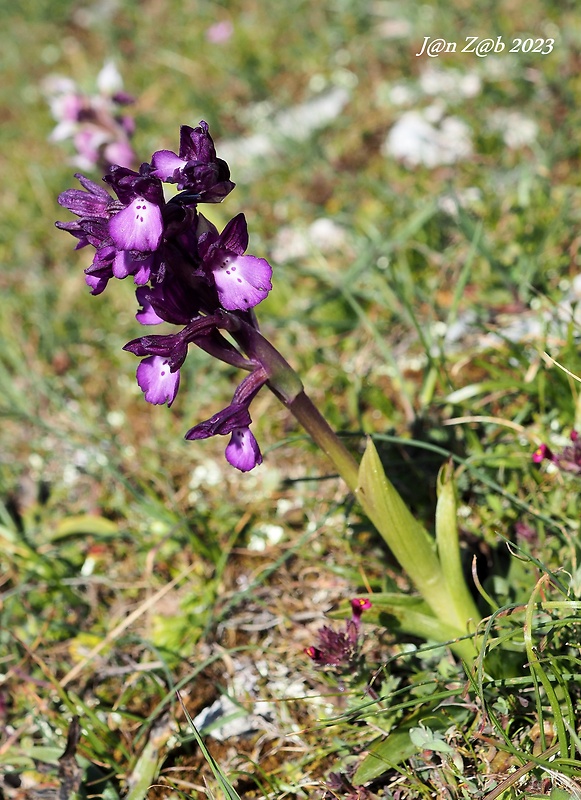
[44,61,136,171]
[205,19,234,44]
[533,431,581,476]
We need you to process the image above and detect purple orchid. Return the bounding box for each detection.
[150,122,234,201]
[196,213,273,312]
[57,121,284,471]
[137,356,181,407]
[56,174,118,294]
[185,369,268,471]
[103,165,165,254]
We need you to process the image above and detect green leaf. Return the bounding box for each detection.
[356,439,442,595]
[51,515,119,541]
[355,440,476,638]
[550,789,575,800]
[125,715,176,800]
[409,725,454,753]
[177,694,242,800]
[435,461,481,627]
[354,705,467,784]
[7,745,63,765]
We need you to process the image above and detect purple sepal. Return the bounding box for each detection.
[178,162,235,203]
[57,173,111,217]
[77,218,112,250]
[103,164,164,206]
[215,212,248,253]
[123,333,189,372]
[136,355,180,406]
[185,403,252,440]
[55,219,90,249]
[124,315,222,370]
[84,243,116,294]
[180,122,217,163]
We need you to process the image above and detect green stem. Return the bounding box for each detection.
[228,316,359,490]
[287,390,360,492]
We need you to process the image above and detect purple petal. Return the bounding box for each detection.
[104,165,164,206]
[532,444,552,464]
[179,121,215,161]
[150,149,185,182]
[109,197,163,252]
[213,254,272,311]
[85,272,109,295]
[80,219,113,250]
[218,213,249,254]
[112,249,133,279]
[111,250,151,284]
[124,332,187,361]
[136,356,180,406]
[135,287,164,325]
[195,213,220,259]
[133,257,152,285]
[225,427,263,472]
[57,173,111,217]
[55,219,90,248]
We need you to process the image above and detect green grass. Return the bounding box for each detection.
[1,0,581,798]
